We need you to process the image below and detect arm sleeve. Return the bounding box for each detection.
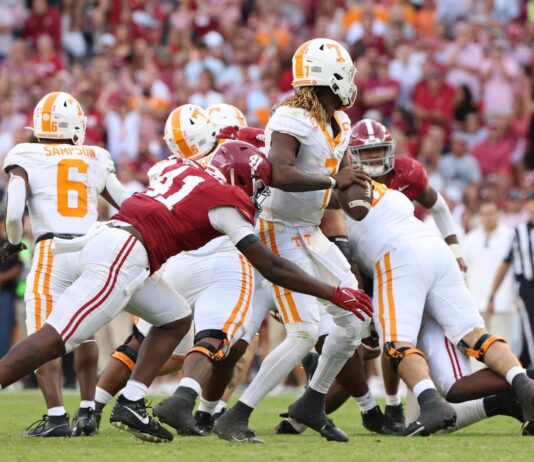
[5,174,26,245]
[104,173,131,208]
[208,206,256,246]
[429,192,457,239]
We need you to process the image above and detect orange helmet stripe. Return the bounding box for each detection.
[41,92,61,132]
[171,108,194,158]
[293,40,312,81]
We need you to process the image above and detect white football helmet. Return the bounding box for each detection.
[32,92,87,145]
[207,103,248,129]
[292,38,357,108]
[164,104,218,160]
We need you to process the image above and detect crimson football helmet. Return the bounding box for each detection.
[207,141,271,209]
[349,119,395,177]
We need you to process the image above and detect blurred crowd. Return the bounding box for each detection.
[1,0,534,378]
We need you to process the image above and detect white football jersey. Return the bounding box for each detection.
[260,106,351,226]
[4,142,115,238]
[347,181,436,264]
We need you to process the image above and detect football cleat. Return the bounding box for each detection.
[23,414,71,438]
[318,419,349,442]
[110,395,173,443]
[396,390,456,436]
[512,374,534,422]
[275,413,307,434]
[71,407,98,436]
[385,404,406,432]
[213,407,226,422]
[361,405,394,435]
[194,411,215,435]
[94,409,103,431]
[521,421,534,435]
[153,387,203,436]
[213,407,263,443]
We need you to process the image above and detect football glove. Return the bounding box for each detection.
[0,241,27,263]
[330,287,373,321]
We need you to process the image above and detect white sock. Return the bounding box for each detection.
[178,377,202,396]
[240,323,317,408]
[79,400,95,410]
[385,393,401,406]
[122,379,148,401]
[48,406,66,417]
[354,391,377,413]
[95,386,113,405]
[198,398,218,415]
[506,366,526,385]
[450,399,487,432]
[214,400,227,414]
[412,379,435,398]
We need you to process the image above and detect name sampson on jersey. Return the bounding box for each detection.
[44,145,97,158]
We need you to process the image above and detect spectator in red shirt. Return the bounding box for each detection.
[23,0,61,49]
[29,34,65,80]
[412,61,456,139]
[472,120,515,177]
[362,55,400,125]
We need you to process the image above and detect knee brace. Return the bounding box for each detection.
[384,342,426,372]
[111,344,139,372]
[328,235,352,263]
[458,334,505,363]
[186,330,230,368]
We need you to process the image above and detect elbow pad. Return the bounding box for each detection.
[6,174,26,245]
[430,193,457,239]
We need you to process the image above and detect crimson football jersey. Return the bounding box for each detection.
[113,160,255,273]
[385,156,428,201]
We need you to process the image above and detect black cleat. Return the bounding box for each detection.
[94,409,103,431]
[275,413,307,434]
[484,391,523,422]
[361,405,394,435]
[522,421,534,435]
[110,395,173,443]
[194,411,215,435]
[301,352,319,384]
[213,407,263,443]
[512,374,534,422]
[23,414,71,438]
[71,407,98,436]
[396,390,456,436]
[385,404,406,432]
[213,407,226,422]
[318,418,349,442]
[153,387,203,436]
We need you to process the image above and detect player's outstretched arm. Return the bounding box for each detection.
[416,185,467,272]
[0,166,28,262]
[269,132,369,192]
[236,235,372,320]
[102,173,131,209]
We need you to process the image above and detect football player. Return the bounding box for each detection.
[345,119,534,435]
[214,38,372,443]
[94,105,263,436]
[0,142,372,444]
[1,92,130,437]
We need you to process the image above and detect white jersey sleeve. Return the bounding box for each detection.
[265,106,314,144]
[208,206,255,246]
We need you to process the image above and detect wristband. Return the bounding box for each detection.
[449,243,464,259]
[328,176,337,189]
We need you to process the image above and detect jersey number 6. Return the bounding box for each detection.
[57,159,88,217]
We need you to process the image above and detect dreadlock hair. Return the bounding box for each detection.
[280,86,328,128]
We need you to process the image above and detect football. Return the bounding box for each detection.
[337,181,373,221]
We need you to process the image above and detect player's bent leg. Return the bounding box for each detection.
[153,332,226,436]
[386,341,456,436]
[214,322,319,443]
[459,327,534,422]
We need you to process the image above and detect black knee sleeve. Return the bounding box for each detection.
[328,235,352,263]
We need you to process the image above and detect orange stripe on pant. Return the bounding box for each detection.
[43,240,54,317]
[223,254,250,338]
[375,259,386,339]
[228,257,254,340]
[384,252,397,342]
[258,219,289,323]
[266,221,302,323]
[32,242,46,330]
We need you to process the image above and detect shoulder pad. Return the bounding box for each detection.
[394,156,428,189]
[267,106,314,142]
[3,143,37,173]
[93,146,116,174]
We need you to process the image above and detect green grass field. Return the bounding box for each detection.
[0,391,532,462]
